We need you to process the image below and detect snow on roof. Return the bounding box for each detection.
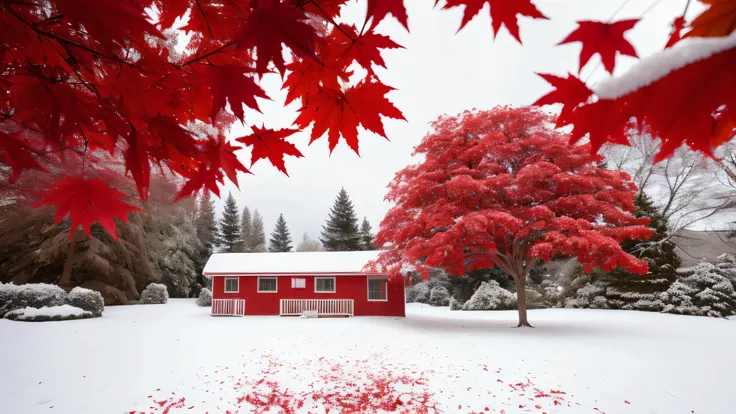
[593,32,736,99]
[202,251,384,276]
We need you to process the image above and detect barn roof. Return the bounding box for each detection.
[202,250,384,276]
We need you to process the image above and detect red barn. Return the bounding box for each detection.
[202,251,405,317]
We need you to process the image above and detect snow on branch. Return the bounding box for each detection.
[593,32,736,99]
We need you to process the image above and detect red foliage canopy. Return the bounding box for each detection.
[370,107,653,280]
[1,0,733,240]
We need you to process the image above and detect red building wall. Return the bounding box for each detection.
[211,274,405,316]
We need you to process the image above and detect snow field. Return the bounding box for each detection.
[1,300,734,413]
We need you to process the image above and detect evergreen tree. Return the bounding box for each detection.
[194,191,218,276]
[240,206,252,252]
[269,214,293,252]
[297,233,322,252]
[320,188,362,251]
[218,192,241,253]
[250,210,267,252]
[360,217,376,250]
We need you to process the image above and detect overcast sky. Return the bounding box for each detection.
[215,0,703,245]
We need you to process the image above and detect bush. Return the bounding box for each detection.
[66,287,105,317]
[406,282,431,303]
[140,283,169,304]
[0,283,67,317]
[196,288,212,307]
[428,286,450,306]
[462,281,517,311]
[4,304,93,322]
[659,262,736,318]
[449,296,464,311]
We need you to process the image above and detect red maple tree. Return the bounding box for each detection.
[369,107,654,327]
[1,0,733,241]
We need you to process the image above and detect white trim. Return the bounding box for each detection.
[367,276,388,302]
[205,272,386,277]
[314,277,336,293]
[257,276,278,293]
[224,277,239,293]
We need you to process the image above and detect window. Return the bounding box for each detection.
[315,277,336,293]
[291,278,306,289]
[224,278,239,293]
[258,277,277,293]
[368,278,388,301]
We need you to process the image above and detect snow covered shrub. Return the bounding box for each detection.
[140,283,169,304]
[0,283,67,317]
[428,286,450,307]
[449,297,464,311]
[660,262,736,318]
[462,281,516,311]
[196,288,212,307]
[4,305,93,322]
[66,287,104,317]
[564,282,606,309]
[406,282,431,304]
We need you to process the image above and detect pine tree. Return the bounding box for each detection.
[218,192,241,253]
[360,217,376,250]
[240,206,252,252]
[269,214,293,252]
[194,191,218,275]
[250,210,267,252]
[320,188,362,251]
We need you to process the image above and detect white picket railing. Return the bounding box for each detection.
[280,299,354,317]
[211,299,245,316]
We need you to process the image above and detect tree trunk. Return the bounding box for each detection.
[59,230,80,291]
[515,275,533,328]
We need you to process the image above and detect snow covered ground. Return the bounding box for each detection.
[1,300,735,414]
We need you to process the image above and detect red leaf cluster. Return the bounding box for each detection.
[371,106,652,279]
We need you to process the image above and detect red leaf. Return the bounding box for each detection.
[533,73,593,127]
[155,0,192,29]
[208,65,269,122]
[367,0,409,31]
[282,58,350,106]
[665,16,686,48]
[328,25,404,74]
[293,80,405,154]
[34,177,143,241]
[236,126,303,175]
[443,0,547,42]
[559,19,639,74]
[296,0,349,19]
[235,0,319,76]
[0,130,48,183]
[684,0,736,39]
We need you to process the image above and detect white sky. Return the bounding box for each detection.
[216,0,704,245]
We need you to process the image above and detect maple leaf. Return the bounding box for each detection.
[665,16,686,48]
[367,0,409,31]
[235,0,319,76]
[34,176,143,241]
[295,0,349,19]
[685,0,736,39]
[281,58,350,105]
[533,73,593,127]
[328,25,403,74]
[293,80,405,154]
[567,99,630,153]
[174,135,249,201]
[443,0,548,42]
[155,0,192,29]
[208,65,269,122]
[0,130,48,183]
[236,126,303,175]
[559,19,639,74]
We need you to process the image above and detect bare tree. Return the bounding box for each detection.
[604,134,736,236]
[296,233,322,252]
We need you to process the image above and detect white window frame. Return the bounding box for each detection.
[291,277,306,289]
[257,276,278,293]
[314,277,336,293]
[224,277,239,293]
[367,277,388,302]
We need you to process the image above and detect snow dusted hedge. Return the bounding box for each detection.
[140,283,169,304]
[0,283,67,317]
[4,305,93,322]
[196,288,212,307]
[462,281,516,311]
[67,287,104,317]
[428,286,450,306]
[0,283,106,321]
